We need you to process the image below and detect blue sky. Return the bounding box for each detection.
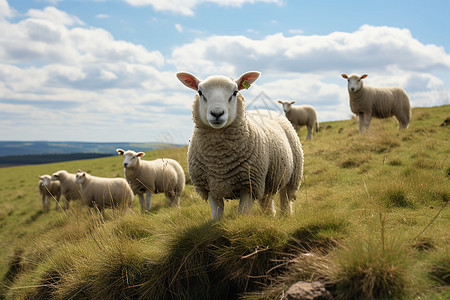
[1,0,449,144]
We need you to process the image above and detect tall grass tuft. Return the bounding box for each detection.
[381,184,415,209]
[427,246,450,286]
[141,221,228,299]
[328,236,409,299]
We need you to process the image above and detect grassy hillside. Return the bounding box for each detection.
[0,106,449,299]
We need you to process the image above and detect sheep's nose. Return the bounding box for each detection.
[124,163,128,168]
[350,87,355,92]
[211,110,224,119]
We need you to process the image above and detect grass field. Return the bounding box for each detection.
[0,106,449,299]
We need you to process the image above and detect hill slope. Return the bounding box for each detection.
[0,106,449,299]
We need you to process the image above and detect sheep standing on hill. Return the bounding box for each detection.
[38,175,61,212]
[75,170,133,214]
[116,149,185,212]
[341,73,411,132]
[51,170,82,209]
[278,101,319,140]
[177,71,303,221]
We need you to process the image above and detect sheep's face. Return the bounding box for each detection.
[51,171,63,181]
[75,172,86,184]
[40,175,51,187]
[342,73,367,93]
[117,149,145,168]
[177,71,261,129]
[278,101,295,113]
[198,76,239,129]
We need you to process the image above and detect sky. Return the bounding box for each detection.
[1,0,449,144]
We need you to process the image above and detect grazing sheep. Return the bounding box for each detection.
[341,73,411,132]
[116,149,185,212]
[278,101,319,140]
[51,170,82,209]
[177,71,304,221]
[38,175,61,212]
[75,170,133,214]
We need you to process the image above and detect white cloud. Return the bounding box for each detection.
[175,23,183,33]
[0,0,14,19]
[288,28,303,35]
[27,6,84,26]
[96,14,110,19]
[123,0,283,16]
[170,25,450,77]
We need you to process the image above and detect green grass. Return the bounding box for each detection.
[1,106,449,299]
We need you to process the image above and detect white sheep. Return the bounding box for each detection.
[75,170,134,214]
[341,73,411,132]
[38,174,61,212]
[277,101,319,140]
[51,170,82,209]
[176,71,304,221]
[116,149,185,212]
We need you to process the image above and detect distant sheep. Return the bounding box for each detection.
[177,71,303,221]
[341,73,411,132]
[278,101,319,140]
[116,149,185,212]
[75,170,133,214]
[51,170,82,209]
[38,175,61,212]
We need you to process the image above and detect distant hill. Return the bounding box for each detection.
[0,141,184,167]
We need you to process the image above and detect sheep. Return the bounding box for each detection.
[277,101,319,140]
[51,170,82,209]
[341,73,411,132]
[38,174,61,212]
[75,170,133,214]
[176,71,304,221]
[116,149,185,212]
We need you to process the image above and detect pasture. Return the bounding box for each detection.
[0,105,449,299]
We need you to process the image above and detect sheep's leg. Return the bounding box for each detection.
[145,192,152,211]
[208,195,224,221]
[306,125,312,140]
[42,195,48,212]
[258,194,276,216]
[279,187,293,216]
[172,194,181,207]
[358,114,364,133]
[238,190,253,215]
[396,115,409,130]
[137,193,146,212]
[54,194,61,210]
[363,114,371,131]
[63,198,70,210]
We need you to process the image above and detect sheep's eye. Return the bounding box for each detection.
[198,90,207,102]
[229,91,238,102]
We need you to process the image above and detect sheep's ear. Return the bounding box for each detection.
[341,74,348,79]
[137,152,145,158]
[176,72,201,91]
[116,149,125,155]
[361,74,368,79]
[290,101,295,105]
[235,71,260,90]
[277,100,283,104]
